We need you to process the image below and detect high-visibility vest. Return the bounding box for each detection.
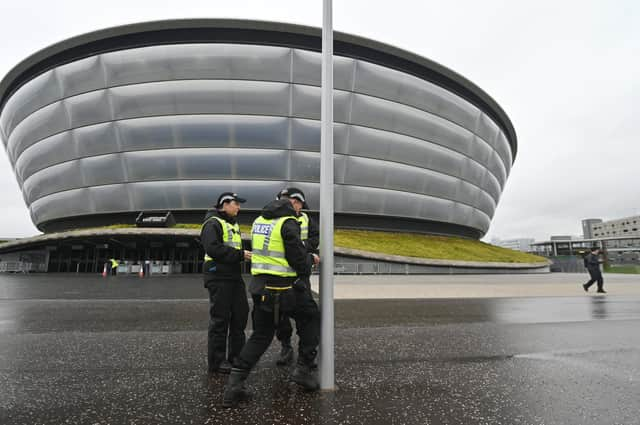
[251,215,297,277]
[202,216,242,262]
[298,212,309,241]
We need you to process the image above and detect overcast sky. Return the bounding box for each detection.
[0,0,638,241]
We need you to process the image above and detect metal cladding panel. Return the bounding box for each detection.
[118,115,291,151]
[353,60,482,133]
[73,122,120,157]
[22,164,62,205]
[342,125,501,201]
[67,90,113,129]
[290,151,320,181]
[291,85,352,122]
[56,56,106,98]
[17,116,297,183]
[480,169,502,203]
[127,180,288,211]
[89,184,132,213]
[332,185,492,232]
[1,41,514,237]
[486,150,508,185]
[30,187,92,224]
[8,101,69,162]
[477,112,511,173]
[22,160,79,203]
[350,93,485,159]
[79,153,127,188]
[102,44,292,87]
[23,148,296,204]
[290,118,321,151]
[495,131,513,175]
[291,49,356,90]
[111,80,291,119]
[15,132,73,183]
[0,70,61,137]
[29,180,492,233]
[475,111,500,151]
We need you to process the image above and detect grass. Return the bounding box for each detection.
[99,224,136,229]
[174,223,202,229]
[60,223,547,264]
[604,264,640,274]
[333,229,547,263]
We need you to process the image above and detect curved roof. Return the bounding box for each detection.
[0,19,517,159]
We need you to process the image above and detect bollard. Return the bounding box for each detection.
[102,264,107,277]
[139,267,144,278]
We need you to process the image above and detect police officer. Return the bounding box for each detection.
[223,197,320,407]
[274,188,319,366]
[201,192,252,375]
[109,258,119,276]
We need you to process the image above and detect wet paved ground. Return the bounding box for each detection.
[1,274,639,424]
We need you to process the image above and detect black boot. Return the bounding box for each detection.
[276,343,294,366]
[208,359,232,375]
[222,368,251,408]
[218,359,232,374]
[291,363,319,391]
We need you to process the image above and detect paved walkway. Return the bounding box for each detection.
[310,273,640,299]
[2,274,640,424]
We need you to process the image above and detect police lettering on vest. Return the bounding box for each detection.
[203,216,242,262]
[251,216,297,277]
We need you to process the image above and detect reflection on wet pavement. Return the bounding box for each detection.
[0,275,639,424]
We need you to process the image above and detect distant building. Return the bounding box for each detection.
[550,235,577,241]
[0,19,517,239]
[0,19,519,273]
[491,238,535,252]
[531,235,640,265]
[582,218,603,239]
[589,215,640,238]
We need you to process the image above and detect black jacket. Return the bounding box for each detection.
[249,199,314,293]
[586,253,601,272]
[200,210,244,283]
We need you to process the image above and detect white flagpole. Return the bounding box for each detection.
[319,0,335,390]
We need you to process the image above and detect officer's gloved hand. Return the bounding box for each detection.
[293,278,306,292]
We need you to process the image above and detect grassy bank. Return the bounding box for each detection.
[333,229,547,263]
[63,224,547,264]
[604,265,640,274]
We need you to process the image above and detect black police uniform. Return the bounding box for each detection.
[275,212,319,359]
[201,209,249,373]
[223,199,320,407]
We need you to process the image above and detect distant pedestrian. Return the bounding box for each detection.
[582,247,606,293]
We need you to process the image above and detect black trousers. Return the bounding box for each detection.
[275,277,311,346]
[206,278,249,370]
[584,269,604,291]
[237,286,320,370]
[276,318,294,347]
